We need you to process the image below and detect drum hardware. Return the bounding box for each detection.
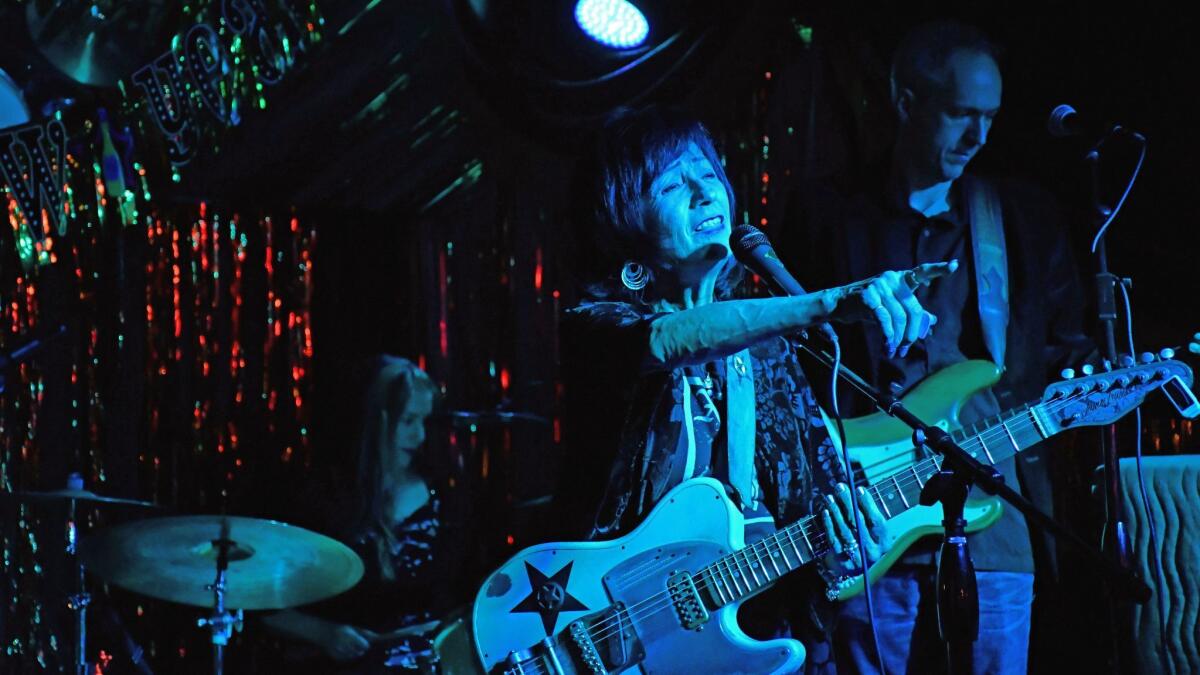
[3,471,159,674]
[80,514,365,674]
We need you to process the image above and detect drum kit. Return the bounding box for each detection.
[2,473,452,674]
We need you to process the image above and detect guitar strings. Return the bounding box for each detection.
[854,387,1102,509]
[846,405,1038,479]
[562,510,839,647]
[510,387,1099,669]
[502,387,1107,671]
[593,388,1102,643]
[524,387,1098,659]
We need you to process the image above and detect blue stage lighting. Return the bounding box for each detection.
[574,0,649,49]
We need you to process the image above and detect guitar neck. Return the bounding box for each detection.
[698,400,1054,608]
[864,402,1053,522]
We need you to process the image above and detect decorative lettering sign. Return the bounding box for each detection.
[132,0,317,167]
[1,118,68,268]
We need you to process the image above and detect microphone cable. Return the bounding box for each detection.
[827,329,889,675]
[1118,279,1167,647]
[1091,134,1146,253]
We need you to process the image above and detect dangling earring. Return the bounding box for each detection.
[620,261,649,291]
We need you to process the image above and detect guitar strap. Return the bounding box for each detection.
[725,349,758,507]
[680,350,757,508]
[963,175,1009,368]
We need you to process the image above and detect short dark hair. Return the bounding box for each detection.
[575,105,742,303]
[890,19,1003,105]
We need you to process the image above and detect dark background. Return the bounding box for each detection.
[1,0,1196,672]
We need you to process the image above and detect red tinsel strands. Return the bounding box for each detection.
[0,275,52,665]
[290,215,316,462]
[264,215,275,415]
[230,215,245,405]
[144,215,167,503]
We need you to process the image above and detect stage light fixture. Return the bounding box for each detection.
[573,0,649,49]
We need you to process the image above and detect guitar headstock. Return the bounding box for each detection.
[1039,359,1195,432]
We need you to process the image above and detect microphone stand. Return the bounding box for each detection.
[1088,137,1131,571]
[1086,128,1146,674]
[794,340,1150,674]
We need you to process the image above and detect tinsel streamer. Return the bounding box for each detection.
[1,106,152,667]
[1,0,326,666]
[289,215,316,466]
[130,206,316,667]
[1,276,50,667]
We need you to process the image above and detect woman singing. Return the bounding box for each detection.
[556,105,952,671]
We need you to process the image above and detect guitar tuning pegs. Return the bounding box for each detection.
[1060,368,1075,380]
[1140,352,1156,364]
[1159,348,1176,360]
[1119,354,1136,368]
[1081,364,1095,376]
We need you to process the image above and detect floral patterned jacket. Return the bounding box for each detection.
[560,301,848,540]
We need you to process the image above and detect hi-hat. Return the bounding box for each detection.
[3,487,157,508]
[80,515,364,610]
[442,409,549,426]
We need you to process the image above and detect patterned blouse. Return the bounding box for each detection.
[559,301,848,540]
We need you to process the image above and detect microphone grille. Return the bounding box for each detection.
[730,224,769,258]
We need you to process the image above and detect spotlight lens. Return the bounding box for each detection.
[574,0,649,49]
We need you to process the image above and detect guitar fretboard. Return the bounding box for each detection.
[864,403,1047,520]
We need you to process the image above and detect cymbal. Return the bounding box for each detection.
[80,516,364,610]
[3,487,157,508]
[0,67,31,128]
[25,0,180,87]
[441,409,550,426]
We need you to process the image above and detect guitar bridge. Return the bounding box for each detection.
[667,571,710,630]
[568,614,607,674]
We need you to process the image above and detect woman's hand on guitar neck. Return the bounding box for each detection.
[819,482,889,581]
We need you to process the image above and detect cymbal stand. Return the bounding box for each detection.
[65,492,90,675]
[197,532,242,675]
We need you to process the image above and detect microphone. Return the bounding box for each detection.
[1048,104,1143,141]
[730,224,837,343]
[730,224,807,296]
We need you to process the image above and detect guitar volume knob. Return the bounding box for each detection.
[1060,368,1076,380]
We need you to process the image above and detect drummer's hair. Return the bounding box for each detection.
[352,355,438,579]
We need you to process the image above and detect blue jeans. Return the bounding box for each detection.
[835,568,1033,675]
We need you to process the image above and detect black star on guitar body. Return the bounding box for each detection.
[510,561,588,636]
